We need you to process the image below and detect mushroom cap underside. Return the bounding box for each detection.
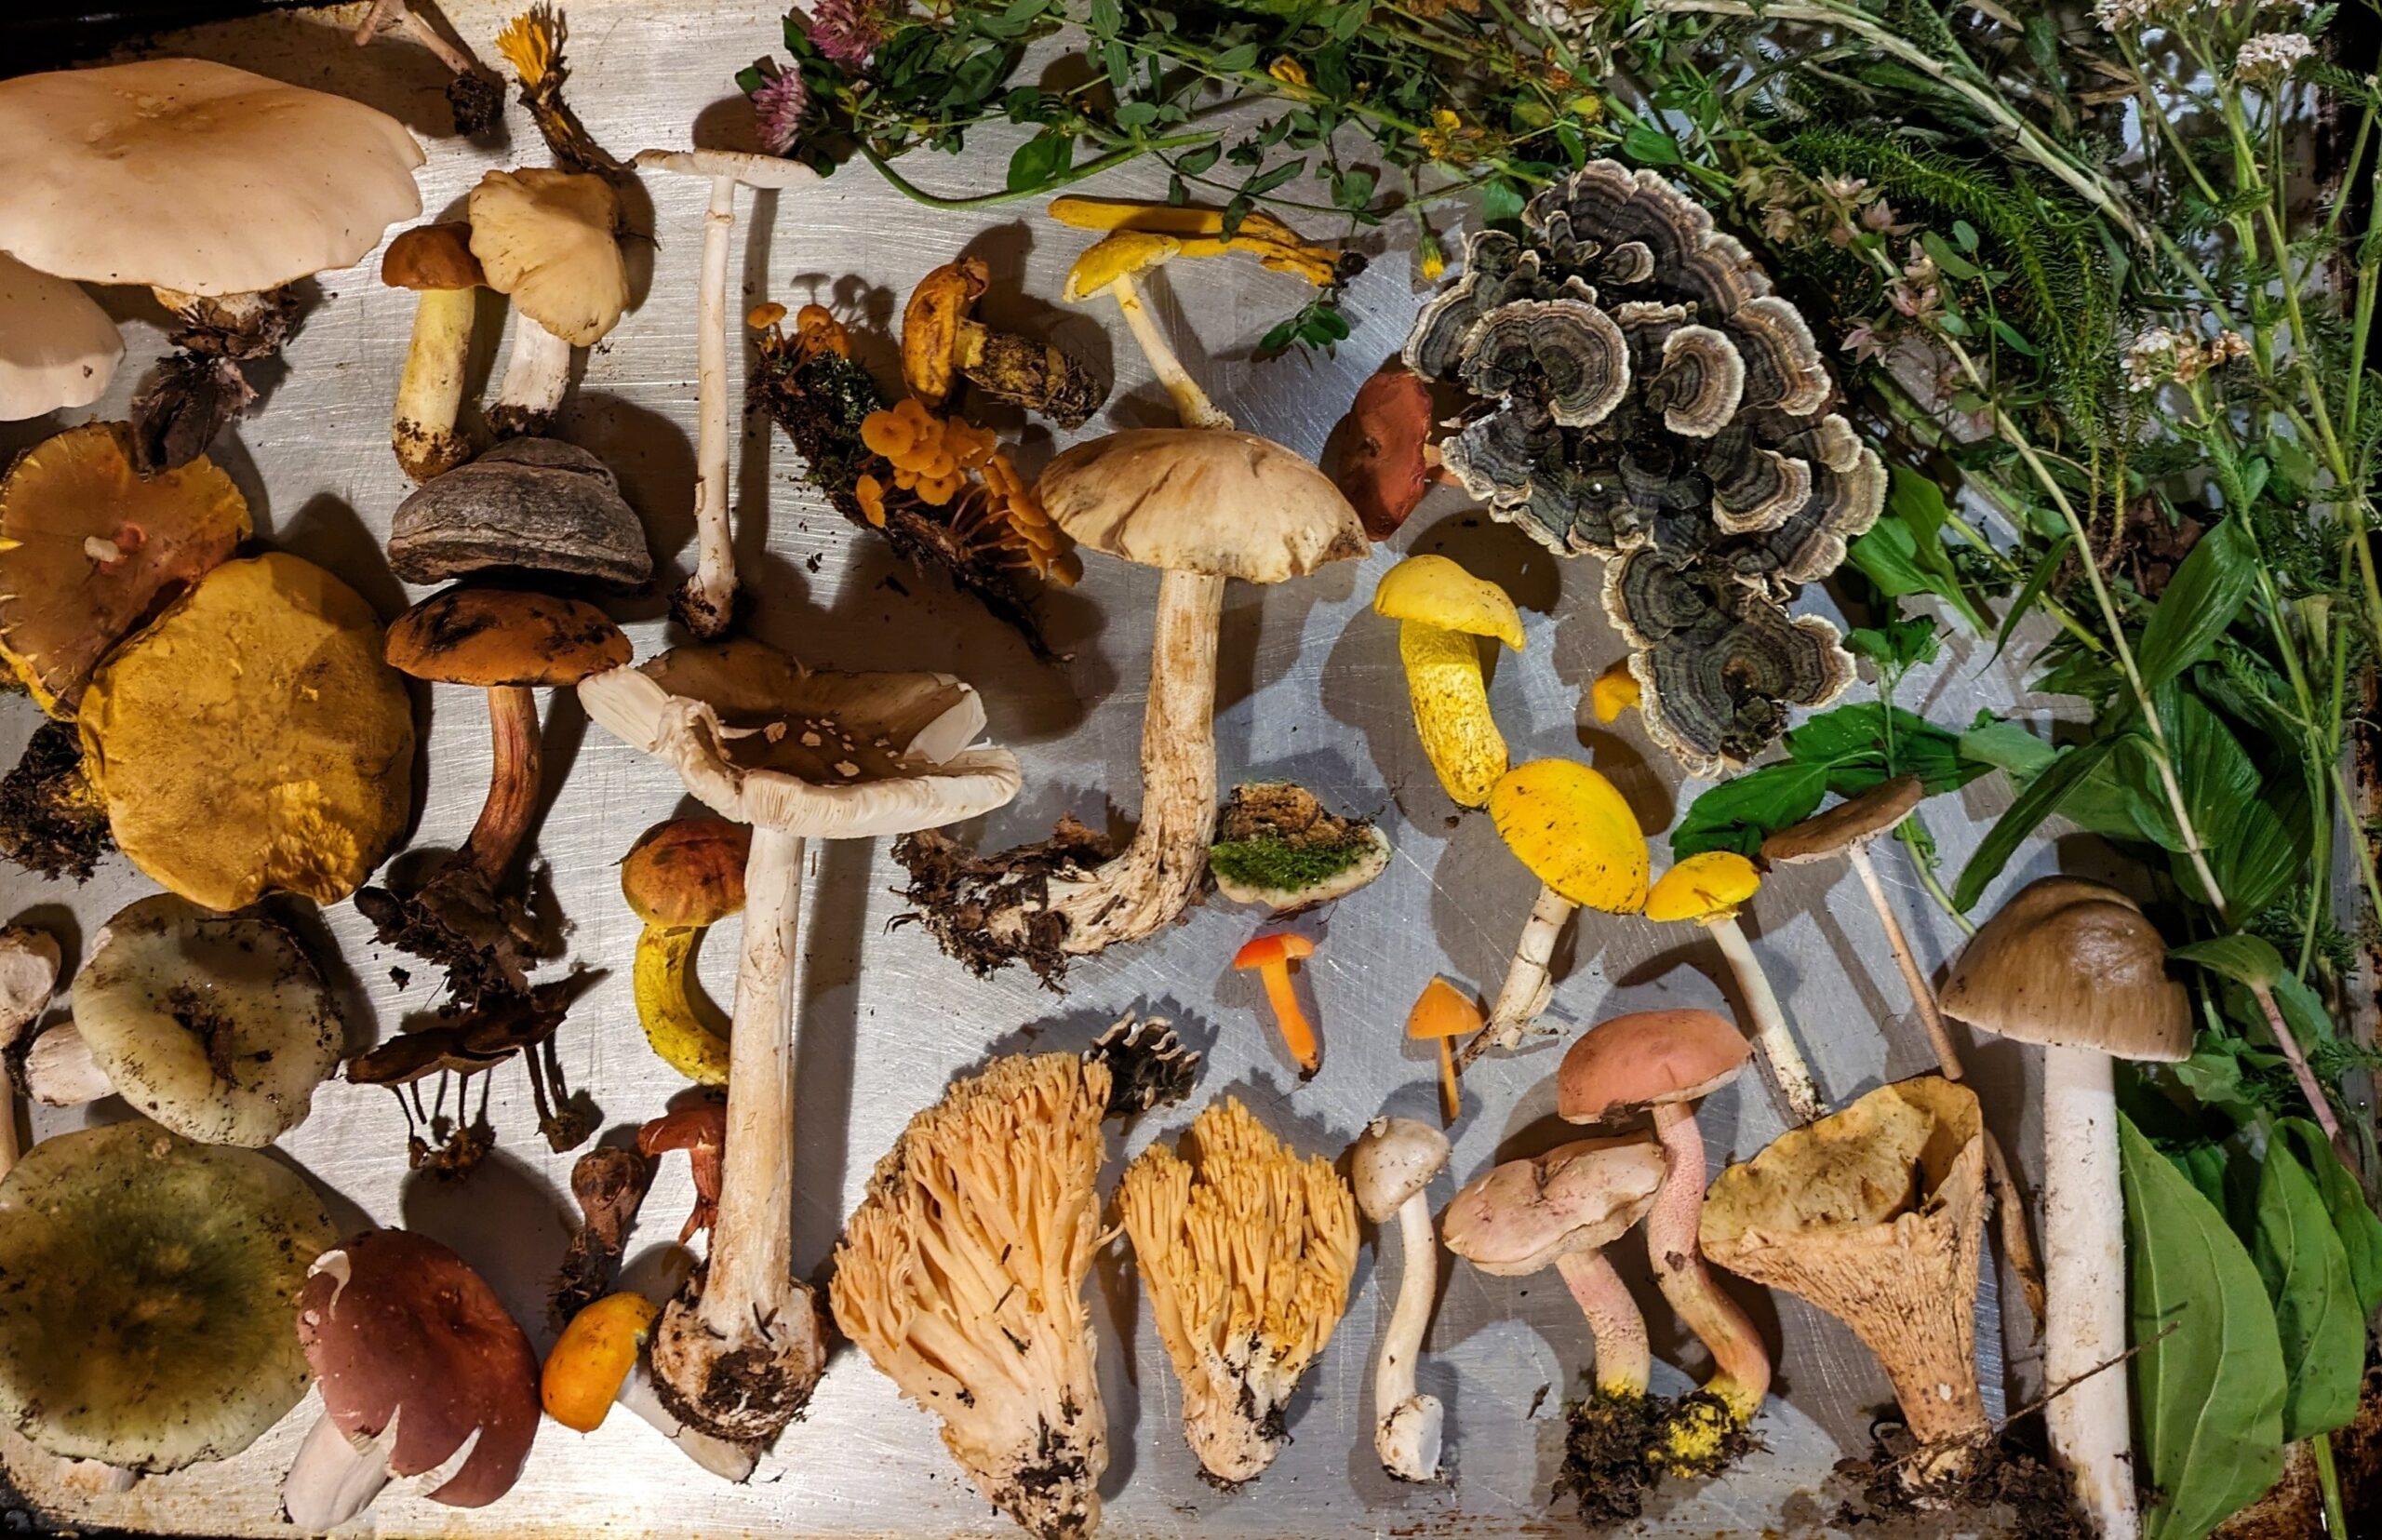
[385,587,630,687]
[465,167,629,346]
[0,253,121,422]
[1940,876,2193,1062]
[1558,1007,1750,1121]
[1440,1135,1666,1275]
[1760,775,1924,864]
[387,437,652,590]
[1038,428,1367,583]
[1487,758,1650,910]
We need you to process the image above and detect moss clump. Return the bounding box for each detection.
[1210,836,1372,893]
[1211,782,1382,902]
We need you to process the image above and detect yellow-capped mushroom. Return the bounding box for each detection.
[1372,555,1525,808]
[1644,851,1821,1123]
[1590,659,1641,723]
[902,257,1104,428]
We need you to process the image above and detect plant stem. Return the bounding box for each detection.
[855,133,1216,209]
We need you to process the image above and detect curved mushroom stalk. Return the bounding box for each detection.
[1349,1118,1453,1482]
[1704,1078,1990,1484]
[352,0,502,133]
[1646,852,1824,1124]
[1062,234,1233,431]
[1467,883,1576,1066]
[1373,555,1527,810]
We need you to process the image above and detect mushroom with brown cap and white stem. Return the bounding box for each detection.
[352,0,502,134]
[467,167,630,440]
[1938,877,2192,1540]
[1440,1136,1668,1521]
[0,59,425,469]
[634,148,823,637]
[579,638,1021,1446]
[1332,366,1436,541]
[388,435,652,590]
[0,926,59,1176]
[381,223,489,482]
[0,253,120,422]
[1559,1008,1770,1473]
[903,257,1105,429]
[1348,1116,1453,1482]
[283,1228,542,1529]
[1642,850,1824,1124]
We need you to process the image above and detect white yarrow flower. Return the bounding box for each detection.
[2235,33,2314,83]
[2125,328,2178,393]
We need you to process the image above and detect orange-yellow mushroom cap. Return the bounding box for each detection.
[541,1292,657,1433]
[1489,760,1649,913]
[1644,850,1761,925]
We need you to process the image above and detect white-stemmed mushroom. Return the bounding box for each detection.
[1348,1117,1453,1481]
[1641,850,1823,1124]
[635,149,822,638]
[579,639,1020,1448]
[468,167,630,439]
[351,0,501,133]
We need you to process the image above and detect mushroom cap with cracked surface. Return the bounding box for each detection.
[1940,876,2192,1062]
[385,587,630,687]
[1037,428,1366,583]
[1441,1136,1666,1275]
[1559,1008,1749,1122]
[388,437,652,589]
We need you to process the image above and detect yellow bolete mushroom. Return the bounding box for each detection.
[380,222,488,482]
[1643,850,1823,1124]
[1048,195,1345,286]
[622,817,750,1084]
[901,257,1104,428]
[1372,554,1526,808]
[1590,660,1641,723]
[542,1291,659,1433]
[1456,759,1649,1072]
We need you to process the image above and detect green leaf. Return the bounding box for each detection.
[1240,157,1305,197]
[1847,466,1990,633]
[2272,1118,2382,1316]
[1921,229,1983,281]
[2228,1141,2363,1440]
[1671,703,1988,858]
[1210,41,1262,71]
[1620,124,1681,165]
[1089,0,1123,33]
[1006,130,1074,192]
[2136,516,2257,696]
[1331,167,1376,211]
[1176,141,1222,176]
[1670,761,1834,859]
[2121,1113,2288,1540]
[1478,177,1525,224]
[2170,934,2284,988]
[1990,534,2071,662]
[1952,736,2115,911]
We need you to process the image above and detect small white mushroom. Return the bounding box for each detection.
[1348,1117,1452,1482]
[0,925,60,1177]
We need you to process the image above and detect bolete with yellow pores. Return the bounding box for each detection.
[622,817,749,1084]
[1372,555,1525,809]
[76,553,413,912]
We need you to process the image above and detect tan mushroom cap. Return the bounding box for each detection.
[382,222,486,292]
[1559,1008,1749,1123]
[1939,876,2192,1062]
[1760,776,1922,864]
[1037,428,1368,583]
[0,253,121,421]
[0,59,423,295]
[466,168,629,347]
[1347,1117,1452,1224]
[1440,1136,1666,1275]
[385,588,630,688]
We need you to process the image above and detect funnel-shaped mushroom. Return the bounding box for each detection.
[0,253,119,422]
[581,638,1020,1446]
[1703,1077,1989,1480]
[1939,877,2189,1540]
[1644,850,1822,1123]
[1373,555,1526,809]
[1116,1097,1358,1483]
[468,167,629,439]
[1559,1009,1769,1472]
[1349,1117,1453,1481]
[381,222,488,481]
[833,1053,1115,1538]
[1456,759,1649,1071]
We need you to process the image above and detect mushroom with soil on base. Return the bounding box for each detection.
[467,167,631,440]
[903,257,1105,429]
[388,435,652,590]
[1372,555,1527,810]
[1209,781,1391,915]
[381,223,489,482]
[0,253,120,422]
[352,0,502,133]
[622,818,750,1083]
[1116,1096,1359,1484]
[1642,850,1824,1124]
[634,148,823,637]
[553,1144,652,1322]
[0,60,425,470]
[1348,1116,1453,1482]
[1455,758,1650,1071]
[542,1290,759,1481]
[1937,877,2192,1540]
[579,638,1020,1447]
[284,1229,542,1529]
[1558,1009,1771,1473]
[832,1053,1117,1538]
[0,927,59,1174]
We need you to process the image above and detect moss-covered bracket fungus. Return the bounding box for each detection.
[0,59,424,470]
[1372,554,1528,809]
[1116,1097,1358,1485]
[0,252,121,422]
[1348,1117,1453,1482]
[468,167,631,441]
[833,1054,1116,1539]
[580,639,1020,1450]
[903,257,1106,429]
[1401,160,1879,775]
[621,817,751,1084]
[0,1122,335,1487]
[1210,781,1390,915]
[23,895,339,1148]
[75,552,414,913]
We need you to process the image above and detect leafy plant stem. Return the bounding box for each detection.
[1900,818,1976,934]
[854,134,1216,208]
[2313,1431,2348,1539]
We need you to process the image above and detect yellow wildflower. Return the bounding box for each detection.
[1268,57,1309,89]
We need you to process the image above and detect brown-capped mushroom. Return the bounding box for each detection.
[902,257,1104,428]
[387,435,652,590]
[553,1144,654,1324]
[381,223,488,481]
[1333,366,1435,540]
[468,167,629,439]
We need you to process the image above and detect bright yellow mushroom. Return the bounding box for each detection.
[1644,851,1823,1123]
[1372,555,1525,809]
[1061,230,1232,430]
[1591,660,1641,724]
[1047,196,1343,287]
[542,1291,659,1432]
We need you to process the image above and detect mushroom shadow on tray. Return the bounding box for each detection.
[562,392,691,618]
[139,5,496,141]
[400,1143,577,1353]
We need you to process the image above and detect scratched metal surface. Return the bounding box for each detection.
[0,4,2083,1534]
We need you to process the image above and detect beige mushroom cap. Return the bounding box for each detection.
[1037,428,1367,583]
[467,168,630,347]
[1440,1136,1666,1276]
[1760,775,1923,864]
[0,253,120,421]
[1940,876,2193,1062]
[0,59,423,295]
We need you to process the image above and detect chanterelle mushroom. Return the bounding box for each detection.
[1348,1117,1453,1482]
[833,1053,1116,1537]
[0,252,120,422]
[903,257,1104,428]
[1116,1096,1358,1484]
[389,435,652,590]
[580,639,1020,1445]
[0,59,424,469]
[0,1121,335,1477]
[381,222,489,481]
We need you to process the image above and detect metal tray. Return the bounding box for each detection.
[0,4,2069,1533]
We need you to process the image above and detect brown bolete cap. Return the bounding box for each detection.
[381,222,486,292]
[389,437,652,590]
[385,587,629,687]
[1760,776,1923,864]
[1332,366,1433,541]
[1559,1007,1749,1123]
[1440,1136,1666,1276]
[620,817,750,928]
[901,258,986,407]
[1939,876,2192,1062]
[296,1228,541,1508]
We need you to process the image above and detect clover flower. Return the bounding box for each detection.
[750,66,809,154]
[810,0,893,68]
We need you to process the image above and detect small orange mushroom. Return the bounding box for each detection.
[542,1291,659,1432]
[1406,976,1481,1123]
[1234,932,1321,1079]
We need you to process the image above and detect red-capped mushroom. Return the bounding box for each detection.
[1333,366,1434,540]
[639,1100,727,1244]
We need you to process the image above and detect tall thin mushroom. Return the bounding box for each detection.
[580,639,1019,1447]
[1642,850,1823,1124]
[1348,1117,1452,1481]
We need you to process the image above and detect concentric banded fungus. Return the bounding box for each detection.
[1117,1097,1358,1484]
[833,1053,1115,1538]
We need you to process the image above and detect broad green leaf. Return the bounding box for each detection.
[1953,736,2116,910]
[1005,131,1073,192]
[2169,1139,2229,1210]
[2121,1113,2288,1540]
[1846,467,1991,633]
[2273,1118,2382,1316]
[1670,761,1832,858]
[1620,124,1682,165]
[1672,703,1991,858]
[2229,1142,2362,1440]
[2135,516,2257,696]
[2169,934,2284,989]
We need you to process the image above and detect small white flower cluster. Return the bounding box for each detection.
[2124,327,2251,392]
[2235,32,2315,82]
[2093,0,2161,33]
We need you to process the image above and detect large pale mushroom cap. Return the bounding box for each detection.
[1558,1007,1749,1122]
[0,1120,335,1470]
[579,638,1021,839]
[0,59,423,295]
[1940,876,2192,1062]
[467,168,630,347]
[0,253,120,421]
[1440,1136,1666,1275]
[1037,428,1367,583]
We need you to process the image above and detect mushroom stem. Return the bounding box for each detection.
[283,1410,395,1531]
[489,316,574,439]
[1103,273,1233,431]
[1705,917,1823,1124]
[615,1361,762,1481]
[393,286,477,482]
[1456,883,1575,1071]
[1845,843,1964,1076]
[649,825,823,1445]
[1554,1249,1650,1398]
[676,175,742,640]
[2038,1043,2137,1540]
[24,1022,107,1106]
[1646,1103,1769,1419]
[1374,1193,1444,1481]
[465,685,542,886]
[354,0,476,77]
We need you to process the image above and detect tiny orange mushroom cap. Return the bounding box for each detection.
[1234,932,1321,1079]
[1406,976,1481,1123]
[542,1292,659,1433]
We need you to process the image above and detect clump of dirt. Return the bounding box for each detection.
[1553,1387,1666,1528]
[1795,1418,2090,1540]
[1210,782,1379,896]
[891,817,1113,987]
[0,721,112,880]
